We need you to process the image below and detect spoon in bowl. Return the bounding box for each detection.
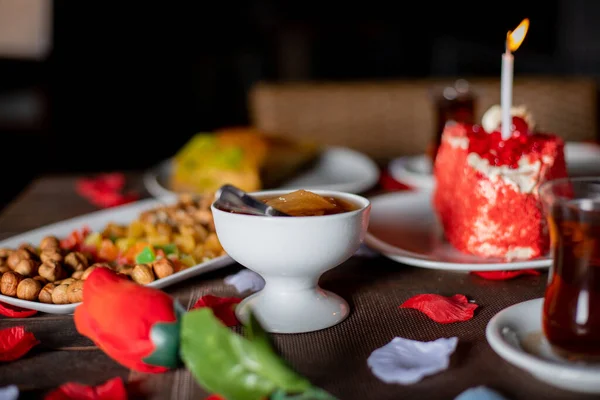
[213,184,291,217]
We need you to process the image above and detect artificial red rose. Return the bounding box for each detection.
[191,295,241,327]
[74,268,184,373]
[471,269,541,280]
[400,294,478,324]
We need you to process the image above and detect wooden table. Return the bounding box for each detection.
[0,173,596,400]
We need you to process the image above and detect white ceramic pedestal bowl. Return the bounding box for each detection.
[211,189,371,334]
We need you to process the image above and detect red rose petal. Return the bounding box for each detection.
[379,170,412,192]
[76,174,138,209]
[471,269,541,280]
[0,326,39,362]
[0,302,37,318]
[205,395,225,400]
[191,295,242,327]
[97,173,125,192]
[75,179,99,198]
[89,192,139,209]
[44,377,127,400]
[400,294,478,324]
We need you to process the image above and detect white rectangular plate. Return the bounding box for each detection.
[0,197,234,314]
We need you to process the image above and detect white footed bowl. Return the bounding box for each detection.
[212,190,371,333]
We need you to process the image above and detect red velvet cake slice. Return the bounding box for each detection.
[433,108,567,260]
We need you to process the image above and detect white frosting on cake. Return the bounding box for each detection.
[472,243,535,261]
[466,153,542,193]
[481,105,536,133]
[445,136,468,149]
[505,247,535,261]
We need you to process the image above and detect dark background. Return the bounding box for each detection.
[1,0,598,206]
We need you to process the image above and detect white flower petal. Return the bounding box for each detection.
[354,244,379,258]
[454,386,509,400]
[367,337,458,385]
[224,269,265,294]
[0,385,19,400]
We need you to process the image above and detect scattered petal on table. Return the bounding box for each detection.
[191,295,242,327]
[454,386,509,400]
[471,270,541,281]
[75,173,139,209]
[400,294,478,324]
[224,269,265,294]
[89,192,139,209]
[354,244,379,258]
[0,302,37,318]
[0,385,19,400]
[44,377,127,400]
[0,326,39,362]
[75,173,125,197]
[367,337,458,385]
[379,170,413,191]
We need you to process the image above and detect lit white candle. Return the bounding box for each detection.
[501,50,514,140]
[499,18,530,140]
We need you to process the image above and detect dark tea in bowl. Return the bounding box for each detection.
[211,189,371,334]
[540,177,600,360]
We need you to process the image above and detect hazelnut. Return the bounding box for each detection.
[51,284,70,304]
[71,270,84,280]
[6,252,22,270]
[16,278,42,301]
[81,266,96,280]
[33,276,47,285]
[40,236,60,251]
[64,252,88,271]
[38,260,64,282]
[152,258,174,279]
[67,280,84,303]
[56,277,76,286]
[131,264,155,285]
[116,265,133,276]
[38,283,56,303]
[0,264,10,274]
[0,248,12,258]
[13,259,39,277]
[18,243,37,255]
[40,250,63,264]
[1,271,23,297]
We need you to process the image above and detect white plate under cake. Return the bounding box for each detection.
[365,191,551,271]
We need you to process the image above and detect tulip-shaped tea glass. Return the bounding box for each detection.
[212,189,371,333]
[539,177,600,360]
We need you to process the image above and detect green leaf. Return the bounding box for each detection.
[180,309,311,400]
[135,246,156,264]
[142,301,186,369]
[270,387,339,400]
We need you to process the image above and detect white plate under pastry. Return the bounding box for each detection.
[0,198,234,314]
[143,146,380,200]
[364,191,551,271]
[388,142,600,191]
[486,298,600,394]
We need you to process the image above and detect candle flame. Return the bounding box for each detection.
[506,18,529,52]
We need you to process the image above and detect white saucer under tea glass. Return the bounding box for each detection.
[211,189,371,334]
[486,298,600,394]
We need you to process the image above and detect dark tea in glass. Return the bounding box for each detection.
[540,177,600,360]
[429,79,476,163]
